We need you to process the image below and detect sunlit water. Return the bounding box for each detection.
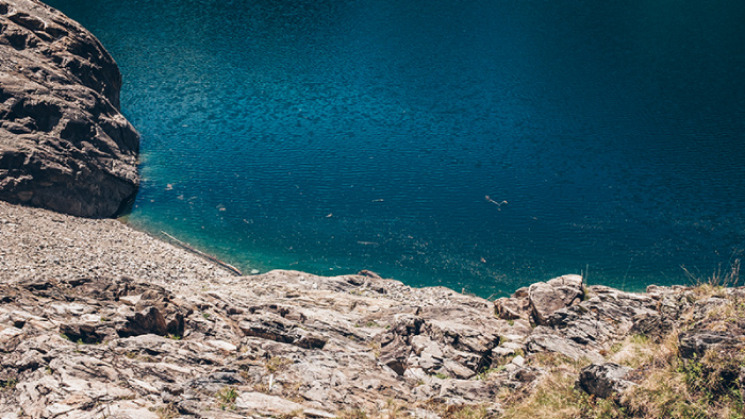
[47,0,745,297]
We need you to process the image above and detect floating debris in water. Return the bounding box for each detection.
[485,195,508,210]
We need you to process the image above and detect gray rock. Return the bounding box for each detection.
[0,0,139,217]
[117,306,168,337]
[630,311,672,340]
[529,274,584,325]
[494,296,530,320]
[522,285,660,360]
[527,329,602,361]
[678,331,740,360]
[235,391,308,416]
[59,322,106,344]
[380,334,411,375]
[577,363,635,399]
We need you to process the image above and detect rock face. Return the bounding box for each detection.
[3,200,745,416]
[494,274,585,326]
[528,274,584,325]
[0,0,139,217]
[577,363,635,399]
[0,268,511,417]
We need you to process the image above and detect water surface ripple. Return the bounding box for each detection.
[48,0,745,297]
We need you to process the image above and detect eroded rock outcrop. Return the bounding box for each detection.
[0,271,515,417]
[577,363,636,399]
[3,199,745,417]
[7,201,745,418]
[0,0,138,217]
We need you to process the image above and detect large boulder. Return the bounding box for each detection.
[678,331,741,360]
[577,362,636,399]
[528,274,584,325]
[0,0,139,217]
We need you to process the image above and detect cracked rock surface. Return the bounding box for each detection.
[0,201,519,417]
[0,0,139,217]
[3,201,745,417]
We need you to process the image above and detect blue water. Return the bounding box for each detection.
[47,0,745,297]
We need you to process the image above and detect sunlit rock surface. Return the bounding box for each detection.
[0,0,138,217]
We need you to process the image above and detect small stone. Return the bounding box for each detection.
[511,355,525,367]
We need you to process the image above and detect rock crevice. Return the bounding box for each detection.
[0,0,139,218]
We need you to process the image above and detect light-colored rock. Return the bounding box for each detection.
[494,296,530,320]
[528,274,584,325]
[512,355,525,367]
[207,339,237,352]
[235,391,306,415]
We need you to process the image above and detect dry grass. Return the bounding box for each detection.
[335,399,492,419]
[265,356,292,373]
[500,320,745,418]
[499,354,626,419]
[611,332,679,370]
[154,404,179,419]
[684,258,741,289]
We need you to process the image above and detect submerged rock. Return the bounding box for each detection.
[0,0,139,217]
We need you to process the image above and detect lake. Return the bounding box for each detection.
[47,0,745,297]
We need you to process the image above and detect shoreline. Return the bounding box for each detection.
[3,199,745,418]
[118,213,660,299]
[3,1,745,416]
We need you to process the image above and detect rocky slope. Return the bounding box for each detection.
[2,200,744,418]
[2,1,744,417]
[0,0,139,218]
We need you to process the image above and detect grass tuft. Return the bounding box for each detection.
[215,386,238,410]
[683,258,741,289]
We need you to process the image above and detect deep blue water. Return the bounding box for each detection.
[47,0,745,297]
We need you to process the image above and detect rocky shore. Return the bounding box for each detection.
[2,200,745,418]
[2,0,745,417]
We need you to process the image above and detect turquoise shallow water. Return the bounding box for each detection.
[48,0,745,297]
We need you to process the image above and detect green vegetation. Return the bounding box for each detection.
[0,378,18,391]
[215,386,238,410]
[499,280,745,419]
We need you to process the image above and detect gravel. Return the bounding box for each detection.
[0,201,235,290]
